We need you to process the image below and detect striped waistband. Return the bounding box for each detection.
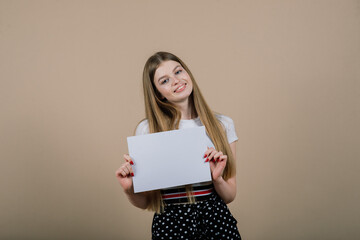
[161,183,214,205]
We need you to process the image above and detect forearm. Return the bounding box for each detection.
[213,176,236,204]
[124,188,149,210]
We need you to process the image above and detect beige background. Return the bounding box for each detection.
[1,0,359,239]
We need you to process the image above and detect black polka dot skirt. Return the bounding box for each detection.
[152,192,241,240]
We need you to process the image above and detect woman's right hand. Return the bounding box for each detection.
[115,154,135,193]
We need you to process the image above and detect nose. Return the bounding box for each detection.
[173,75,180,85]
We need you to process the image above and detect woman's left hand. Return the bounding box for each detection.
[204,147,227,182]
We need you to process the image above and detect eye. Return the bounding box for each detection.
[161,78,169,85]
[175,69,182,75]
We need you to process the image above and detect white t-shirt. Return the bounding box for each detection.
[135,114,238,146]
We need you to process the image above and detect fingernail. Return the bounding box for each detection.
[131,173,134,177]
[130,161,134,165]
[205,158,209,162]
[204,154,207,158]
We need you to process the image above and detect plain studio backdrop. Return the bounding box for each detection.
[0,0,359,239]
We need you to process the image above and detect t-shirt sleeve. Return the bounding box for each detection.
[217,115,238,144]
[135,119,149,136]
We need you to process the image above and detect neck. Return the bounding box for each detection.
[174,99,196,120]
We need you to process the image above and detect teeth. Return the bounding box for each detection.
[175,84,185,92]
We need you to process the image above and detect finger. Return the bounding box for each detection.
[116,161,132,177]
[115,168,127,178]
[218,155,227,162]
[208,150,218,162]
[204,148,215,162]
[121,169,127,177]
[204,147,214,158]
[121,165,130,176]
[214,151,223,162]
[124,162,134,177]
[123,154,134,165]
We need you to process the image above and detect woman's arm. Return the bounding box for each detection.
[205,142,237,204]
[115,154,150,209]
[123,188,150,210]
[213,175,236,204]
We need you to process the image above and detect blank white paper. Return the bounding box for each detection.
[127,126,211,193]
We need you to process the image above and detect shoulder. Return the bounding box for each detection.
[215,114,235,129]
[215,114,238,143]
[135,119,149,136]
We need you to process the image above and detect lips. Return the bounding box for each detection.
[174,83,186,93]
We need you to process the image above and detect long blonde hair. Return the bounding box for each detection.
[140,51,235,213]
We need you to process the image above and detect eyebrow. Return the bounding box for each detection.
[157,65,181,82]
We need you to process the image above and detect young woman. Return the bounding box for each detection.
[116,52,241,239]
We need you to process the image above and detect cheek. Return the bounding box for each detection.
[157,85,172,96]
[187,79,193,89]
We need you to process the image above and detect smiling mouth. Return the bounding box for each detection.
[174,83,186,93]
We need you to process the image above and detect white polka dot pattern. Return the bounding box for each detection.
[152,193,241,239]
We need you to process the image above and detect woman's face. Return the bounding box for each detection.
[153,60,193,105]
